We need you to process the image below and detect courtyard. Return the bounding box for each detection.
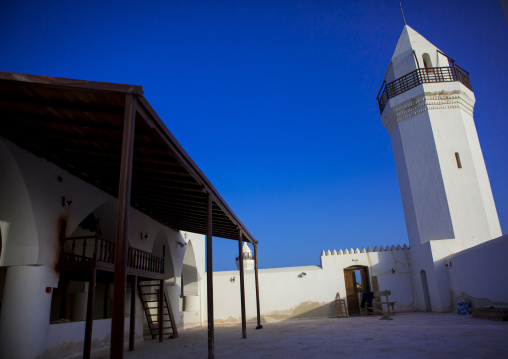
[90,312,508,358]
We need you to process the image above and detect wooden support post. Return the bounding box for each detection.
[254,244,263,329]
[83,269,96,359]
[206,192,214,359]
[159,279,164,342]
[110,94,137,359]
[238,229,247,338]
[129,276,137,351]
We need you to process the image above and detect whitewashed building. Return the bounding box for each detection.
[0,73,258,358]
[0,24,507,359]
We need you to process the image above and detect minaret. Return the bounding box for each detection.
[378,26,502,311]
[236,242,255,270]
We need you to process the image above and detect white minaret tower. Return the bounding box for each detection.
[378,26,502,311]
[236,242,255,271]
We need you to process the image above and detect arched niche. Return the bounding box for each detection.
[87,201,117,242]
[181,240,199,311]
[53,200,120,323]
[152,230,175,283]
[182,240,198,296]
[422,53,432,69]
[0,140,38,266]
[63,200,119,257]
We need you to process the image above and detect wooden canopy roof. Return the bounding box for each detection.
[0,71,256,244]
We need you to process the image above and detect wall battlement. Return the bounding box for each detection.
[320,244,409,257]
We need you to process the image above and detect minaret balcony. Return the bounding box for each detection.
[377,65,472,114]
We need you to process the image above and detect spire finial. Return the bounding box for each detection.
[399,2,407,25]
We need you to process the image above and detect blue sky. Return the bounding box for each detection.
[1,1,507,271]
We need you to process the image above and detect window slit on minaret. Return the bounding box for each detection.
[455,152,462,169]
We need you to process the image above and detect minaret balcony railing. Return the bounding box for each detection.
[377,65,472,114]
[235,252,254,261]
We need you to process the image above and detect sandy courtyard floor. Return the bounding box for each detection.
[92,312,508,358]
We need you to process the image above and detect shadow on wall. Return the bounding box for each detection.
[261,301,336,323]
[182,240,199,296]
[152,230,175,283]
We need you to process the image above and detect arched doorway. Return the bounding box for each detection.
[343,265,370,315]
[422,53,432,69]
[420,270,432,312]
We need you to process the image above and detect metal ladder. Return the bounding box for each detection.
[137,280,178,339]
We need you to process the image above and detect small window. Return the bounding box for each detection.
[455,152,462,169]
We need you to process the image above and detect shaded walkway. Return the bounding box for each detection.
[91,312,508,358]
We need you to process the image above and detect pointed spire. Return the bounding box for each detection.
[367,246,373,253]
[399,2,407,26]
[388,25,450,82]
[326,250,331,256]
[321,250,325,256]
[360,247,366,253]
[242,242,252,255]
[332,249,337,255]
[344,248,349,254]
[338,249,343,255]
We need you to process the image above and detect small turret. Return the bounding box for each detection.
[236,242,255,270]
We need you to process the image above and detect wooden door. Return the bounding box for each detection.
[344,269,359,314]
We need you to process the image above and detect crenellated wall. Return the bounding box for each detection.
[205,244,416,325]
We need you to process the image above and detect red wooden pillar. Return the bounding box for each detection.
[238,229,247,338]
[110,94,137,359]
[254,244,263,329]
[206,192,214,359]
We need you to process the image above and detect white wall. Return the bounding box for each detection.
[0,140,39,266]
[0,139,201,357]
[44,316,143,358]
[446,234,508,308]
[204,246,415,324]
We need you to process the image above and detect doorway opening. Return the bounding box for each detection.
[343,266,370,315]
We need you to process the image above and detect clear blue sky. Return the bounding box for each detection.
[1,1,507,271]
